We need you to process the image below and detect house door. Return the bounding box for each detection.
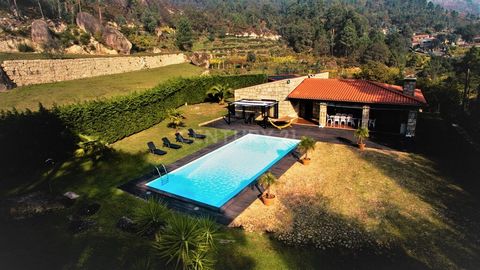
[300,101,314,120]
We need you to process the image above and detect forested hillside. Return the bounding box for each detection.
[2,0,479,59]
[431,0,480,15]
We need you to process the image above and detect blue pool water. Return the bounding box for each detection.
[146,134,299,208]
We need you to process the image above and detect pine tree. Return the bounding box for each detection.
[337,19,358,57]
[175,18,193,51]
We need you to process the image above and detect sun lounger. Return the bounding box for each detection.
[175,132,194,144]
[147,142,167,155]
[162,137,182,149]
[188,128,206,139]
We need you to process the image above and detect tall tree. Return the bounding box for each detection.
[175,17,193,51]
[337,19,358,57]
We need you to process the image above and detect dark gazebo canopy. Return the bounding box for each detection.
[225,99,279,128]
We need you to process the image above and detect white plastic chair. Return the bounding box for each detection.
[340,115,347,126]
[326,115,333,126]
[347,116,355,127]
[333,115,340,126]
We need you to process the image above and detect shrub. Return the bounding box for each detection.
[206,84,232,105]
[154,215,218,270]
[17,43,34,52]
[166,108,185,128]
[134,197,170,236]
[57,74,266,143]
[128,34,158,52]
[79,32,91,45]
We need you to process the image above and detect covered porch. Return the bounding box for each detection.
[294,99,419,137]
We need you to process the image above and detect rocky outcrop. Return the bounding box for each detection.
[190,52,212,68]
[76,12,103,35]
[31,19,53,47]
[102,26,132,55]
[91,39,118,55]
[75,12,131,54]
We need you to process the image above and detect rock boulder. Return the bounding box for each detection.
[76,12,103,35]
[190,52,211,68]
[102,26,132,54]
[31,19,53,47]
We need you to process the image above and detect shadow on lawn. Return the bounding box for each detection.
[0,145,164,269]
[0,108,165,269]
[0,105,77,196]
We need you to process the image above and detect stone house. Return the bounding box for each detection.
[234,73,428,137]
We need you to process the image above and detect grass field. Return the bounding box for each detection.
[0,63,203,111]
[232,143,480,269]
[1,103,479,269]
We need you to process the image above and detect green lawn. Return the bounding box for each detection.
[1,104,479,269]
[0,63,203,111]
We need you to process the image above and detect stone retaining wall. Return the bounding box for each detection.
[0,53,187,87]
[234,72,329,118]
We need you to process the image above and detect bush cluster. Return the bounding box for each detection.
[56,74,266,143]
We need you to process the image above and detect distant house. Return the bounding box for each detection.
[234,73,428,137]
[412,33,435,49]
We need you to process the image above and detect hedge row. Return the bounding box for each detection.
[57,74,267,143]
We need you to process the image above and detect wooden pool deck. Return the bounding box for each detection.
[205,117,392,150]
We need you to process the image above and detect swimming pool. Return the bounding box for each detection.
[146,134,299,208]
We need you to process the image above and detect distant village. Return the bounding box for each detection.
[411,32,480,56]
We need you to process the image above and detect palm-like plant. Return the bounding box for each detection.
[258,172,277,199]
[207,84,232,105]
[167,108,185,128]
[154,215,218,270]
[134,197,170,236]
[198,218,220,249]
[354,127,370,145]
[297,136,316,160]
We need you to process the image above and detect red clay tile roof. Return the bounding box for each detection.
[287,78,427,106]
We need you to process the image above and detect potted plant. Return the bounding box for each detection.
[258,172,277,206]
[354,127,369,150]
[297,136,316,165]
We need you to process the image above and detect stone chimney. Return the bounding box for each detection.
[403,77,417,96]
